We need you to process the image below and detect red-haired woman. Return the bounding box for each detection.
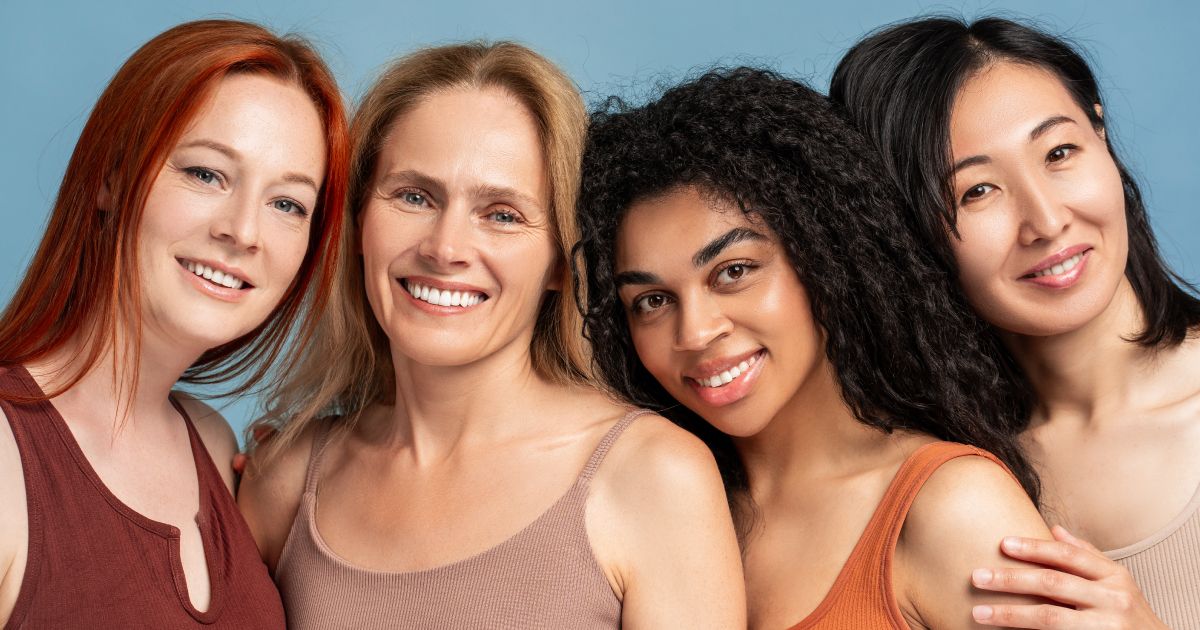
[0,19,348,628]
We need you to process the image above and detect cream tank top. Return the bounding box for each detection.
[274,410,648,629]
[1105,478,1200,629]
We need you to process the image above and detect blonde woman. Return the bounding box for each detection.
[238,42,745,629]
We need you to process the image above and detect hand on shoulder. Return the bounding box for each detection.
[897,452,1052,629]
[587,412,746,630]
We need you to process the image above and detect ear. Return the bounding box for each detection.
[1093,103,1107,141]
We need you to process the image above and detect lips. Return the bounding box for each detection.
[177,257,253,290]
[399,277,489,311]
[684,349,767,407]
[1018,245,1093,290]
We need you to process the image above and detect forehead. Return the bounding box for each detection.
[375,87,546,190]
[616,187,763,268]
[950,62,1084,152]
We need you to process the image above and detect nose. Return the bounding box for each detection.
[210,188,261,252]
[417,206,472,269]
[673,292,733,352]
[1016,174,1072,246]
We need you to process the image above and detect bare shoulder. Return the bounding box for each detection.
[236,418,325,571]
[897,453,1051,628]
[586,412,744,628]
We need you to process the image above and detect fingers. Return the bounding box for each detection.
[998,536,1111,581]
[973,603,1083,629]
[1051,525,1102,554]
[972,566,1101,608]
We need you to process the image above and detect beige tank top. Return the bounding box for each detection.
[274,410,647,629]
[1105,478,1200,629]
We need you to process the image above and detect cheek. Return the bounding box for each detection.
[950,212,1017,290]
[629,320,674,383]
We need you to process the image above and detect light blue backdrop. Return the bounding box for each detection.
[3,0,1197,439]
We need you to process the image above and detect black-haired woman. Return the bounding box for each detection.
[578,67,1052,629]
[831,15,1197,629]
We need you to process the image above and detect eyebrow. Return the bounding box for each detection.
[951,115,1080,175]
[1029,115,1076,140]
[474,184,544,211]
[178,139,319,191]
[614,270,663,289]
[692,227,768,267]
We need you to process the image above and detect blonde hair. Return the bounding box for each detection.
[251,41,590,456]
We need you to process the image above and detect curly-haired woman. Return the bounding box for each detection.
[577,67,1052,629]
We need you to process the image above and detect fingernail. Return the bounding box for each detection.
[973,605,993,621]
[1001,536,1022,552]
[972,568,993,585]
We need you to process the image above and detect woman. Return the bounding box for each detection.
[0,19,348,628]
[237,42,744,629]
[831,16,1199,629]
[577,67,1052,629]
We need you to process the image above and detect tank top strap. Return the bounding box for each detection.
[578,409,652,484]
[302,419,337,495]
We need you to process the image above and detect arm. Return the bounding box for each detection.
[587,414,746,630]
[0,407,26,625]
[969,525,1167,629]
[236,424,314,572]
[896,455,1053,630]
[174,392,239,494]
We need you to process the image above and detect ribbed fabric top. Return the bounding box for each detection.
[275,410,649,630]
[787,442,1010,629]
[0,364,285,630]
[1104,478,1200,629]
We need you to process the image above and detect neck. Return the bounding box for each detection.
[734,358,893,500]
[26,322,206,434]
[1004,277,1149,425]
[378,336,556,455]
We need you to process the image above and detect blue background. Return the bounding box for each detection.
[3,0,1197,439]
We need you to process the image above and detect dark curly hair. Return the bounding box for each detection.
[575,68,1040,534]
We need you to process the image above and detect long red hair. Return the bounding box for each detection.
[0,19,349,400]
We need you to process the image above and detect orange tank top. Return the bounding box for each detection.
[789,442,1013,629]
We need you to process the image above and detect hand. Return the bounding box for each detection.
[232,425,277,475]
[970,525,1168,629]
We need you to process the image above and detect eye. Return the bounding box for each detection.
[486,209,523,224]
[714,263,751,286]
[272,198,309,217]
[632,293,672,314]
[1046,144,1077,164]
[400,191,427,206]
[959,183,995,205]
[184,166,221,186]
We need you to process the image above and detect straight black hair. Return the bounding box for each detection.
[830,16,1200,349]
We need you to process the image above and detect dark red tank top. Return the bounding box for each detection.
[1,364,285,629]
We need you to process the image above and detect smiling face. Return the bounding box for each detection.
[615,187,824,438]
[947,62,1128,336]
[359,86,559,369]
[137,72,326,352]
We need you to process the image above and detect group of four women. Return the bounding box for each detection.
[0,13,1196,630]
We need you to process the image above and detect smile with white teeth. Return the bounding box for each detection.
[693,352,762,389]
[1030,252,1085,278]
[180,259,246,290]
[404,280,487,308]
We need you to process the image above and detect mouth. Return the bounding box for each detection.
[1021,248,1090,280]
[400,278,489,309]
[683,349,767,408]
[688,350,764,389]
[177,258,252,291]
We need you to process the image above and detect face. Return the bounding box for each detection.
[615,187,823,438]
[360,87,558,369]
[947,62,1127,336]
[137,73,326,352]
